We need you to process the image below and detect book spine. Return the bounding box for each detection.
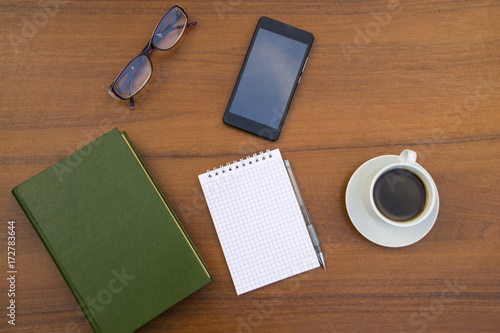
[121,132,213,281]
[11,187,102,333]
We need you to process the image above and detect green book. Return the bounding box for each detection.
[12,128,212,333]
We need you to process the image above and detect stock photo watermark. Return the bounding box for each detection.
[402,278,467,333]
[9,0,70,53]
[236,292,286,333]
[235,236,343,333]
[6,220,17,326]
[52,119,116,182]
[236,264,309,333]
[413,74,499,164]
[62,267,135,333]
[213,0,243,21]
[237,107,297,155]
[340,0,403,63]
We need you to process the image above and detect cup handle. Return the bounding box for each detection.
[399,149,417,165]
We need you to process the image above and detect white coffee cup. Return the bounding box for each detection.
[368,150,438,228]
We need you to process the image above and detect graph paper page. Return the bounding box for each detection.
[198,149,319,295]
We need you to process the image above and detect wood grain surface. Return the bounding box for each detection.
[1,0,499,332]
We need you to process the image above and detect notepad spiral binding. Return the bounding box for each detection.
[205,149,273,178]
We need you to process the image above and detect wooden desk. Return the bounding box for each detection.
[1,0,499,332]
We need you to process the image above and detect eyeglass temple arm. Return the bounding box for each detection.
[145,22,196,51]
[166,22,197,34]
[129,97,135,110]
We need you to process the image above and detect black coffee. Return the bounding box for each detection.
[373,168,427,222]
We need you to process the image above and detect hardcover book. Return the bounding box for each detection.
[12,128,212,333]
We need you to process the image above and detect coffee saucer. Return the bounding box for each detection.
[345,155,439,247]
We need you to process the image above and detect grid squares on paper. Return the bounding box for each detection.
[199,149,319,295]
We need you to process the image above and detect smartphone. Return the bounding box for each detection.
[223,17,314,141]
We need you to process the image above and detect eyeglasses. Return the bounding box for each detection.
[109,5,196,109]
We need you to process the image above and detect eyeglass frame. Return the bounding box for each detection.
[108,4,197,110]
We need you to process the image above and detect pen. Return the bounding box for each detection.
[284,160,326,270]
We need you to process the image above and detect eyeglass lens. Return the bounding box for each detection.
[113,55,152,99]
[153,7,187,50]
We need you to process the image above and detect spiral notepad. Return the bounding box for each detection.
[198,149,319,295]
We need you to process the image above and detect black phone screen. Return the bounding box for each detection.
[223,17,313,141]
[227,28,308,129]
